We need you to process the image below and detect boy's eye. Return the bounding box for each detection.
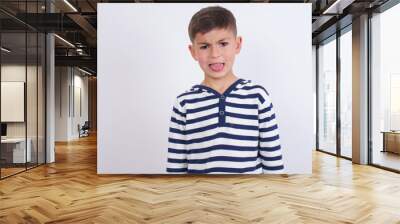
[220,42,228,47]
[200,45,208,50]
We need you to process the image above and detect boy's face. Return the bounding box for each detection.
[189,28,242,80]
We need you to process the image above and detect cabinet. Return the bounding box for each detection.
[0,138,32,165]
[382,131,400,154]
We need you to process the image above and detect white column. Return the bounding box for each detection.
[46,1,56,163]
[46,33,55,163]
[352,14,369,164]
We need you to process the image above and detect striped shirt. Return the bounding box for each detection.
[167,78,284,174]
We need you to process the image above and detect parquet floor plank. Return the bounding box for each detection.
[1,134,400,223]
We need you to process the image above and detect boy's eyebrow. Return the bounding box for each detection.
[196,38,230,45]
[196,41,210,45]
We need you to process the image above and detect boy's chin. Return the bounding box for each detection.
[204,72,229,80]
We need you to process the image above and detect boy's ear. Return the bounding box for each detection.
[235,36,243,54]
[188,44,198,61]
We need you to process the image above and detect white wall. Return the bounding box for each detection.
[1,65,26,124]
[1,82,24,122]
[72,72,89,138]
[98,3,313,174]
[55,66,69,141]
[55,67,89,141]
[1,65,39,137]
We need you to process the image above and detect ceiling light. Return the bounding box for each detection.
[78,67,93,76]
[1,47,11,53]
[322,0,355,15]
[323,0,341,14]
[63,0,78,12]
[54,34,75,48]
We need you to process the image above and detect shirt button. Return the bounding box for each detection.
[219,111,225,116]
[220,95,225,100]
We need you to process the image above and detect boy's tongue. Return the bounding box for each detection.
[209,63,224,72]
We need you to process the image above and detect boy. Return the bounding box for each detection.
[167,6,284,174]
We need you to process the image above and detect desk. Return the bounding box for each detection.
[1,138,31,163]
[382,131,400,154]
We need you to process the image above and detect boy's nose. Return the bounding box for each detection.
[210,46,221,58]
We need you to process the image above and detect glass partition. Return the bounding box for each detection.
[0,1,46,179]
[371,3,400,171]
[38,31,45,165]
[27,31,38,169]
[339,28,352,158]
[0,31,28,177]
[317,36,337,155]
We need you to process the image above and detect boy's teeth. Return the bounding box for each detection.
[209,63,224,72]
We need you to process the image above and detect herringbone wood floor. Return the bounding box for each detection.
[1,134,400,224]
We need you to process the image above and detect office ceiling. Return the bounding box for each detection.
[0,0,393,75]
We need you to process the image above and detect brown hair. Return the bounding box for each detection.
[188,6,237,42]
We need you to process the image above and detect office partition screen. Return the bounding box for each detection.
[98,3,313,174]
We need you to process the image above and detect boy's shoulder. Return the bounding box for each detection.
[235,79,273,105]
[235,79,270,97]
[176,85,206,100]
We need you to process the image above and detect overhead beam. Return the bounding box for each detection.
[11,13,82,32]
[323,0,356,14]
[312,15,335,33]
[55,55,96,70]
[67,13,97,41]
[313,14,353,44]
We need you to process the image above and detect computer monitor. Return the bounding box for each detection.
[1,123,7,137]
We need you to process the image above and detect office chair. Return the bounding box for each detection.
[79,121,90,138]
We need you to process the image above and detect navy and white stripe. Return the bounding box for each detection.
[167,79,284,174]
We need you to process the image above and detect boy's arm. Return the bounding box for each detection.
[258,92,284,174]
[166,98,188,173]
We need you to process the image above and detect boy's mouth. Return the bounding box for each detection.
[209,63,225,72]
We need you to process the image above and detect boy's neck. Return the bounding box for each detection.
[201,73,238,94]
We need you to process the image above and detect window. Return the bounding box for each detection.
[371,2,400,171]
[318,36,337,155]
[339,28,352,158]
